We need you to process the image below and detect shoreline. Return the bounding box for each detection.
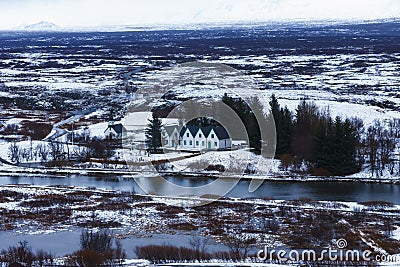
[1,183,399,261]
[0,167,399,185]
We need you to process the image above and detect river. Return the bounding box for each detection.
[1,174,399,257]
[1,174,399,204]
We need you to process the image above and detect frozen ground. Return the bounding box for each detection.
[1,19,400,267]
[0,184,399,265]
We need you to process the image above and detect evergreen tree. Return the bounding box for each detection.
[145,113,163,153]
[341,118,361,174]
[269,94,293,156]
[223,95,363,176]
[365,124,379,176]
[292,100,319,161]
[281,107,294,153]
[311,112,332,171]
[294,101,361,176]
[187,117,219,127]
[222,94,262,154]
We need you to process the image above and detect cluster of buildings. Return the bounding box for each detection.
[104,121,232,151]
[163,125,232,150]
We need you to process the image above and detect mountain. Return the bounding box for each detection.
[21,21,60,31]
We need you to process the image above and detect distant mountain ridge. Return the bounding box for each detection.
[19,21,60,31]
[11,18,400,32]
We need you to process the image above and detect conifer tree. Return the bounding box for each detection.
[145,112,163,153]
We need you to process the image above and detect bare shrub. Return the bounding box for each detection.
[66,229,126,267]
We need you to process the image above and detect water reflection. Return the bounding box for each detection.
[0,230,224,258]
[0,174,399,204]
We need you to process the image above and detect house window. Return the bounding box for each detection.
[202,141,205,146]
[196,141,199,146]
[214,142,218,147]
[190,141,193,146]
[184,140,187,145]
[211,134,215,138]
[199,133,202,138]
[186,133,189,137]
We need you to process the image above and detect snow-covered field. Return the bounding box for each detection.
[394,226,400,241]
[2,21,400,265]
[1,184,399,265]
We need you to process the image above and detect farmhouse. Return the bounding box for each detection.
[163,125,180,149]
[163,125,232,151]
[104,121,127,140]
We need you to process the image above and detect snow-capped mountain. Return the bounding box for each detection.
[19,21,60,31]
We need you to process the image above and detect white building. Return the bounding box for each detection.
[104,121,127,140]
[163,125,232,151]
[163,125,180,149]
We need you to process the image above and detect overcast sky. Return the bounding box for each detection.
[0,0,399,29]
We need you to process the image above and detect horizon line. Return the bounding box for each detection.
[3,17,400,32]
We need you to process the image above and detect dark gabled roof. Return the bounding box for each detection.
[179,126,199,137]
[212,126,230,140]
[163,125,178,135]
[108,123,125,134]
[200,126,213,137]
[178,125,230,140]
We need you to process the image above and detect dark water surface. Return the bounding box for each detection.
[1,174,399,203]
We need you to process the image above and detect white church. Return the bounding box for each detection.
[163,125,232,151]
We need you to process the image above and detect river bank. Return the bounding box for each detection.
[1,165,400,185]
[1,172,400,203]
[0,184,399,261]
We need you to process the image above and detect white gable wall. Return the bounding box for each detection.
[163,126,232,151]
[207,129,220,150]
[105,127,118,139]
[181,128,195,149]
[194,129,206,150]
[164,128,180,149]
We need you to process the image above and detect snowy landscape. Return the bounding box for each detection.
[1,12,400,267]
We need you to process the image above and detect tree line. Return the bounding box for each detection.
[8,133,115,165]
[140,93,400,177]
[271,95,400,176]
[222,94,262,154]
[224,94,399,177]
